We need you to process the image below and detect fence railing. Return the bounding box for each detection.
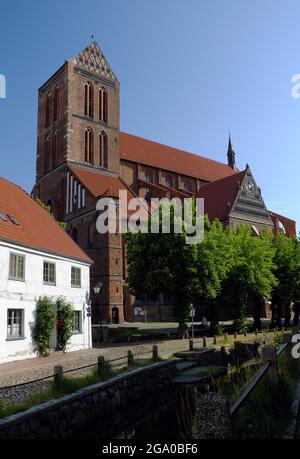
[0,345,164,395]
[230,341,290,418]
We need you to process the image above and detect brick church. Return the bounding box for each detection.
[34,41,296,324]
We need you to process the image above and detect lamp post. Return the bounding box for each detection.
[93,281,104,325]
[190,303,196,340]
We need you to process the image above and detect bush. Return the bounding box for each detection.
[56,297,75,352]
[32,297,56,356]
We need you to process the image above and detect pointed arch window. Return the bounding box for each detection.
[88,221,95,248]
[85,127,94,164]
[99,131,108,168]
[45,93,52,128]
[71,227,78,243]
[45,135,51,173]
[166,175,174,188]
[99,87,108,123]
[145,171,153,184]
[85,82,94,118]
[53,131,59,168]
[53,86,59,122]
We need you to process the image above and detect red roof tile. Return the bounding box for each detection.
[0,177,92,264]
[197,170,247,220]
[120,132,238,182]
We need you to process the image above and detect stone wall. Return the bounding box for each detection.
[0,360,177,440]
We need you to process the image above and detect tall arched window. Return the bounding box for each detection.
[99,87,108,123]
[45,93,52,128]
[99,131,108,168]
[45,135,51,173]
[53,86,59,122]
[85,127,94,164]
[85,82,94,118]
[166,175,173,188]
[53,131,59,168]
[145,171,153,184]
[88,221,95,248]
[71,227,78,243]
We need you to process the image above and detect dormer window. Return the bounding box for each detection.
[8,214,20,226]
[0,211,8,222]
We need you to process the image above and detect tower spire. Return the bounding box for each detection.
[227,133,236,169]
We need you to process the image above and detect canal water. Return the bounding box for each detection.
[78,386,197,439]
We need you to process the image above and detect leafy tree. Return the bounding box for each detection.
[125,201,199,326]
[222,226,276,332]
[272,233,300,327]
[32,296,56,356]
[56,297,75,352]
[192,218,235,334]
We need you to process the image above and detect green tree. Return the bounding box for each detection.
[272,233,300,327]
[192,218,235,334]
[223,226,276,332]
[125,201,199,326]
[32,296,56,356]
[56,297,75,352]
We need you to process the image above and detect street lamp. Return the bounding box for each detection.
[190,303,196,340]
[94,281,103,295]
[93,281,104,327]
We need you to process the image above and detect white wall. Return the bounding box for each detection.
[0,241,91,364]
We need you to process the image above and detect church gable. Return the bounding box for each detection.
[230,167,272,224]
[73,41,117,82]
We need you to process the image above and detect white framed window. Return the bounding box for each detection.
[73,311,82,334]
[43,261,56,285]
[9,253,25,281]
[71,267,81,288]
[7,309,24,339]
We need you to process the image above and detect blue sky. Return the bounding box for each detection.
[1,0,300,228]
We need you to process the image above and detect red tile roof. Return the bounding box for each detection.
[120,132,238,182]
[68,164,136,200]
[197,170,247,220]
[0,177,92,264]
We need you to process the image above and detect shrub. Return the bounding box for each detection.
[32,297,56,356]
[56,297,75,352]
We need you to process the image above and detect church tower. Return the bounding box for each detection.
[227,134,236,170]
[35,42,124,325]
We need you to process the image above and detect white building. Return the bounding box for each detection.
[0,177,93,364]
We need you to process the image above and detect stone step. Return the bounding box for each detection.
[176,361,197,371]
[182,365,227,378]
[172,375,209,385]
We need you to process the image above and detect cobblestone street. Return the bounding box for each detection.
[0,338,201,405]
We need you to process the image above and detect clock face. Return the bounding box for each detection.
[242,177,256,197]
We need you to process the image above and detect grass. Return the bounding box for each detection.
[0,358,165,419]
[230,346,300,439]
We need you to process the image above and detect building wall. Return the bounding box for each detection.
[0,241,91,364]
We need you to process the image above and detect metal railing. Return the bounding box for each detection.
[230,342,290,417]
